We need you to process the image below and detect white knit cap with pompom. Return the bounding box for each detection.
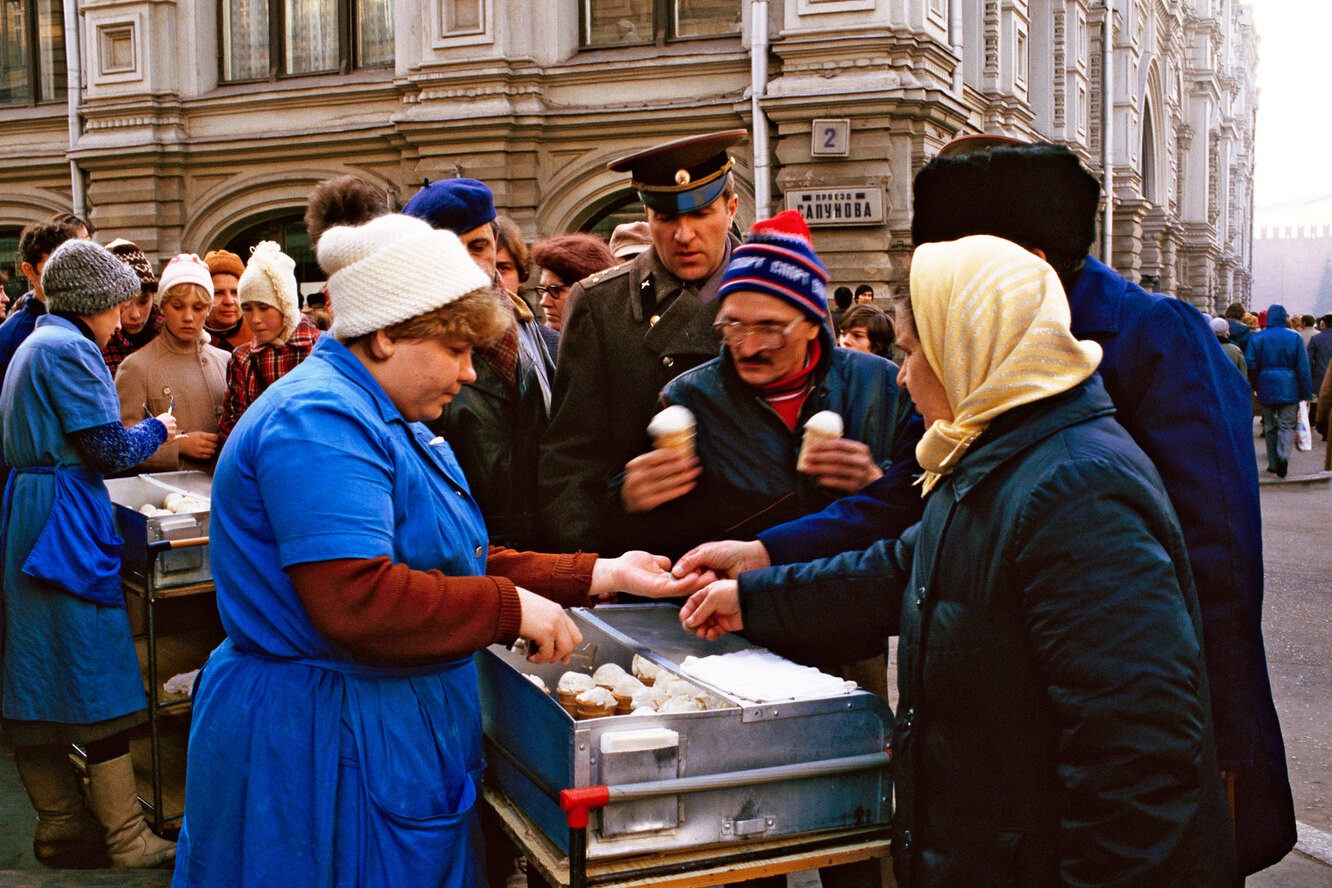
[319,214,492,341]
[238,240,302,345]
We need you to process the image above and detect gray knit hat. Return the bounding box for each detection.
[41,238,139,315]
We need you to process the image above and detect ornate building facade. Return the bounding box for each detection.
[1,0,1257,312]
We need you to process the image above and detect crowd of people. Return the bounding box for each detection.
[0,129,1306,888]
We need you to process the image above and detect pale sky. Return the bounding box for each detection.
[1249,0,1332,226]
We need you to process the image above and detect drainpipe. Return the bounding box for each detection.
[1100,0,1113,263]
[950,0,963,96]
[63,0,86,219]
[750,0,771,219]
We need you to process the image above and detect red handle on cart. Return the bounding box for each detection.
[559,785,610,829]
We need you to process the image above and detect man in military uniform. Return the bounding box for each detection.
[540,129,745,553]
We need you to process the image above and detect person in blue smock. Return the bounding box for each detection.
[2,238,180,869]
[172,213,705,888]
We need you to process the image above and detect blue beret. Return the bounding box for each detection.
[402,178,497,234]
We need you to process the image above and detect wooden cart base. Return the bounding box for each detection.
[483,785,891,888]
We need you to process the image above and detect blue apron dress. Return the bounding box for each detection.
[0,316,145,732]
[173,337,492,888]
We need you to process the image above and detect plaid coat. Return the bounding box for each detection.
[218,316,320,440]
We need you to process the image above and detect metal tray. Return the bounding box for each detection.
[105,472,212,590]
[477,604,891,860]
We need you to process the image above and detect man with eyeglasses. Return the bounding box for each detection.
[540,129,748,553]
[609,209,916,565]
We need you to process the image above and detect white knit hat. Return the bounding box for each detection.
[239,241,302,345]
[156,253,215,305]
[318,214,491,340]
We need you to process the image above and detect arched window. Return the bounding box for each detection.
[1141,97,1158,204]
[579,191,646,240]
[1,226,27,305]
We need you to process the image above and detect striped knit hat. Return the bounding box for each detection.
[718,210,828,321]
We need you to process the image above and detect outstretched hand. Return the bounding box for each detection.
[678,579,744,641]
[672,539,771,580]
[593,550,716,600]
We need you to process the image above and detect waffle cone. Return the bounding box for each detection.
[652,428,695,460]
[576,701,617,720]
[797,428,840,473]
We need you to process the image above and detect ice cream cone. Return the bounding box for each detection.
[649,406,697,460]
[797,410,844,473]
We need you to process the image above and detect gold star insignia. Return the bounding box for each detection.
[675,169,691,186]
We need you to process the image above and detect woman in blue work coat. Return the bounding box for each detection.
[1,239,179,869]
[173,214,700,888]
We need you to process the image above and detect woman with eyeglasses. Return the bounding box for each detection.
[529,234,616,333]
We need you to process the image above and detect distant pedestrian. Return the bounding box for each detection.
[202,250,250,352]
[838,303,895,358]
[1224,302,1253,351]
[1245,304,1313,478]
[854,283,874,305]
[1210,316,1247,378]
[608,221,652,263]
[1309,314,1332,387]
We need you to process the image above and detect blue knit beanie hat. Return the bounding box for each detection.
[718,210,828,321]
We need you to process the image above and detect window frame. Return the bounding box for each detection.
[1,0,67,107]
[218,0,392,85]
[578,0,741,50]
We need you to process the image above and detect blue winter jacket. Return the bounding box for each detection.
[1245,304,1314,404]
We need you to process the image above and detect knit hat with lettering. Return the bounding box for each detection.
[105,238,157,293]
[203,249,245,279]
[238,241,302,345]
[41,238,140,316]
[318,213,491,340]
[717,210,828,321]
[157,254,215,306]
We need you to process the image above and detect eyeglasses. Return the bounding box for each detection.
[535,284,568,300]
[713,316,804,349]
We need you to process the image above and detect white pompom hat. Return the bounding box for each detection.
[318,214,491,341]
[238,240,302,345]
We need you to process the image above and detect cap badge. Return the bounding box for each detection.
[674,169,692,186]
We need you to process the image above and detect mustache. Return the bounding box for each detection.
[736,356,773,367]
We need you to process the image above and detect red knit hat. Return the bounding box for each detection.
[718,210,828,321]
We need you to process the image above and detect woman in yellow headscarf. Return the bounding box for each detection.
[677,235,1238,886]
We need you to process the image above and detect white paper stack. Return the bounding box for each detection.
[679,650,857,703]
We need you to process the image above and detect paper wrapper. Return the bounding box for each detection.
[796,427,841,473]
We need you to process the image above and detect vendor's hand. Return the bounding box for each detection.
[592,550,716,600]
[516,588,582,664]
[177,431,220,460]
[799,438,884,492]
[679,579,744,640]
[154,412,178,438]
[672,539,770,580]
[620,448,700,513]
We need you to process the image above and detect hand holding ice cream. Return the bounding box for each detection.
[796,410,884,492]
[620,407,702,513]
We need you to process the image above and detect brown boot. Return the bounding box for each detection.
[87,752,176,868]
[14,744,108,868]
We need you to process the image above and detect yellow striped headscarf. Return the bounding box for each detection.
[908,235,1102,495]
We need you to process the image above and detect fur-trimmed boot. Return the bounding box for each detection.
[14,744,108,868]
[86,753,176,868]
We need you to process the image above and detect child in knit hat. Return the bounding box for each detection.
[217,242,321,441]
[202,249,251,351]
[114,254,230,473]
[101,239,163,375]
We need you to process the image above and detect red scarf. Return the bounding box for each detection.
[755,337,821,432]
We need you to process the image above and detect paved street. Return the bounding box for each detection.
[1,432,1329,887]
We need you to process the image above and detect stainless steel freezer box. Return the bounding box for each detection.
[105,471,213,590]
[477,604,892,861]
